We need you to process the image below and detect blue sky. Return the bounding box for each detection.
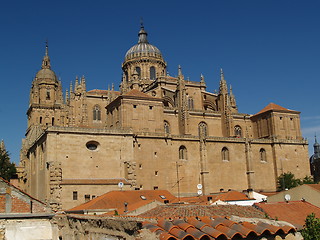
[0,0,319,163]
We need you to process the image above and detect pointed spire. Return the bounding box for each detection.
[112,83,114,91]
[178,65,183,76]
[219,68,228,94]
[107,84,110,91]
[138,21,149,44]
[70,81,73,93]
[45,39,49,56]
[65,89,69,103]
[75,76,79,90]
[41,40,51,69]
[220,68,225,81]
[200,74,205,83]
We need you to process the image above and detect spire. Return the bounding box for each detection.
[138,21,149,44]
[65,89,69,103]
[314,134,320,147]
[178,65,183,76]
[220,68,225,81]
[41,40,51,69]
[70,81,73,94]
[75,76,79,90]
[200,74,204,82]
[219,68,228,94]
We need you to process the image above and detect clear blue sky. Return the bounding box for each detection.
[0,0,319,163]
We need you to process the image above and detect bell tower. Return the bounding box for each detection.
[27,42,64,131]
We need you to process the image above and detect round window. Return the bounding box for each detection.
[86,141,100,151]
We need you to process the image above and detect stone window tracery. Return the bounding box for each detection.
[198,122,208,138]
[234,125,242,138]
[179,145,187,160]
[222,147,229,161]
[93,105,101,121]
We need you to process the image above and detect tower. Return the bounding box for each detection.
[27,42,64,130]
[121,23,167,93]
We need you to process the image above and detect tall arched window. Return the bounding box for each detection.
[93,105,101,121]
[234,125,242,138]
[150,66,156,80]
[188,97,194,110]
[221,147,229,161]
[164,121,170,134]
[135,67,141,77]
[179,146,187,160]
[260,148,267,162]
[198,122,208,138]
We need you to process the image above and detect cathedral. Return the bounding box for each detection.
[19,25,310,210]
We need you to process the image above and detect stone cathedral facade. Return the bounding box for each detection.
[19,25,309,210]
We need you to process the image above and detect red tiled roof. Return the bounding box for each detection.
[255,200,320,229]
[143,216,296,240]
[305,184,320,192]
[123,89,154,98]
[68,190,176,213]
[253,103,299,116]
[87,89,120,95]
[178,191,252,205]
[138,205,266,219]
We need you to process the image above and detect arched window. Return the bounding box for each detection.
[234,125,242,138]
[188,97,194,110]
[198,122,208,138]
[260,148,267,162]
[150,66,156,80]
[164,121,170,134]
[135,67,141,77]
[221,147,229,161]
[93,105,101,121]
[179,146,187,160]
[46,89,50,100]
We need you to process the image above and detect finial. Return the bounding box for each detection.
[138,20,148,44]
[41,39,51,69]
[200,74,205,83]
[220,68,225,81]
[140,17,144,29]
[45,39,49,56]
[178,65,182,76]
[315,133,318,143]
[70,81,73,93]
[112,83,114,91]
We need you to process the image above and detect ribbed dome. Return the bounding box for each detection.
[125,26,163,61]
[36,68,57,80]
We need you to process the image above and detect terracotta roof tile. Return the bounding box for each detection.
[123,89,154,98]
[254,200,320,229]
[68,189,176,213]
[138,204,266,219]
[254,102,299,116]
[143,216,295,240]
[305,183,320,192]
[87,89,120,95]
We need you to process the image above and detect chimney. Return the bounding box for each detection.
[247,188,254,199]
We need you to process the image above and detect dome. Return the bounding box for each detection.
[36,68,57,80]
[125,26,163,61]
